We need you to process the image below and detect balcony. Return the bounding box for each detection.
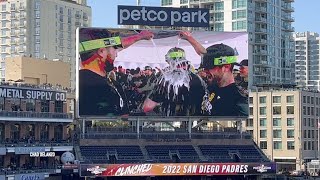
[284,16,294,22]
[19,6,25,10]
[10,7,17,11]
[254,49,267,55]
[255,17,267,23]
[255,28,267,34]
[284,0,294,2]
[19,14,26,19]
[254,59,268,65]
[19,22,26,27]
[283,26,295,32]
[10,40,18,45]
[282,4,294,12]
[255,6,267,13]
[0,111,73,122]
[18,48,26,52]
[10,15,18,20]
[255,39,267,44]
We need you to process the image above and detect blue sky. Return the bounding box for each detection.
[87,0,319,33]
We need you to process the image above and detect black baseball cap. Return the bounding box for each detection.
[200,44,237,70]
[144,66,152,70]
[240,59,248,66]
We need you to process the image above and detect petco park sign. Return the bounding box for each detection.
[118,6,209,27]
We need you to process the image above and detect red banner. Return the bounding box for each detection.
[80,163,276,177]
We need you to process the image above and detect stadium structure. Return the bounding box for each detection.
[0,82,277,180]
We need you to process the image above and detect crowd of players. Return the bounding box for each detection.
[106,59,248,117]
[78,29,249,117]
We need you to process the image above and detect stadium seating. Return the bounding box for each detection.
[80,146,144,163]
[79,144,269,164]
[145,145,199,163]
[198,145,269,163]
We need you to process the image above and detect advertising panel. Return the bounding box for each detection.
[118,5,209,27]
[0,85,66,101]
[76,28,248,118]
[80,163,276,177]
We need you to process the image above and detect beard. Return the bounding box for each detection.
[105,60,114,73]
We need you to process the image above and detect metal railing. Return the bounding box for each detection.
[0,111,72,119]
[82,132,252,140]
[1,140,73,147]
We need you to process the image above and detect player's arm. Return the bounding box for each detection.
[121,30,154,49]
[179,31,207,55]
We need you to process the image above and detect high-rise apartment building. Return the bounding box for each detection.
[294,32,320,90]
[0,0,92,88]
[246,89,320,171]
[161,0,295,88]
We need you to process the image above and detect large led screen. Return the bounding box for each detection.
[76,28,248,118]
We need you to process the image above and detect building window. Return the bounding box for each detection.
[10,124,20,141]
[0,123,4,142]
[41,100,49,112]
[273,118,281,126]
[0,97,4,111]
[286,95,294,103]
[232,20,247,30]
[11,98,21,111]
[161,0,172,6]
[246,118,253,127]
[287,106,294,114]
[232,0,247,9]
[260,118,266,126]
[259,96,266,104]
[287,130,294,138]
[287,118,294,126]
[26,99,35,112]
[303,106,306,115]
[213,23,224,31]
[311,97,314,104]
[54,124,63,141]
[232,10,246,20]
[55,101,63,113]
[273,130,281,138]
[303,96,306,103]
[287,141,295,150]
[274,141,282,150]
[273,106,281,115]
[249,107,253,115]
[249,97,253,104]
[307,96,310,103]
[35,1,40,10]
[260,107,266,115]
[260,141,267,149]
[260,130,267,138]
[214,2,224,10]
[213,12,224,21]
[273,96,281,103]
[303,141,308,150]
[40,124,49,142]
[26,124,35,137]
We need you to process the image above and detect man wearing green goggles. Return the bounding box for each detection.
[78,28,154,117]
[199,43,248,117]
